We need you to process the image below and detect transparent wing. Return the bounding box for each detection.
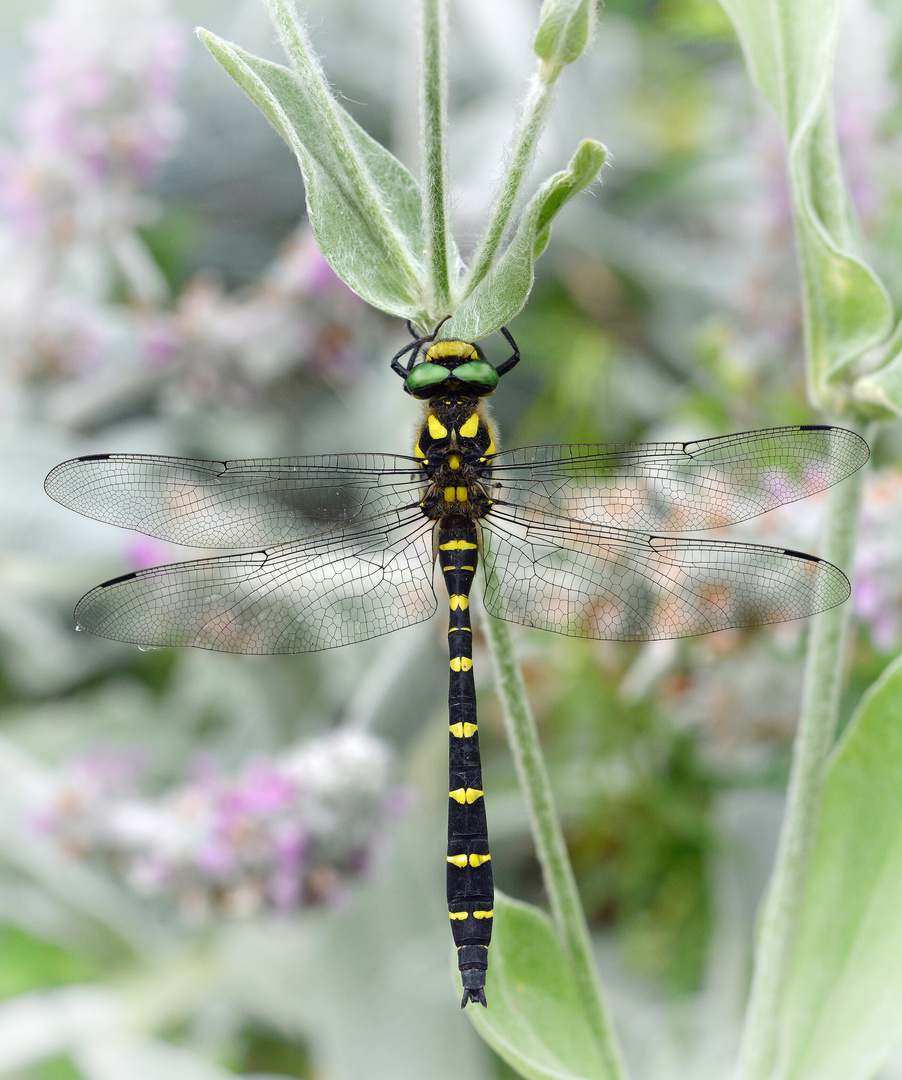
[488,426,868,532]
[73,509,438,654]
[45,453,424,548]
[481,507,850,642]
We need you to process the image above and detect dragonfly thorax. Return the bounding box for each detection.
[415,398,497,523]
[414,397,497,459]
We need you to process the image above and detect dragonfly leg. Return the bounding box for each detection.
[493,326,521,378]
[390,316,453,378]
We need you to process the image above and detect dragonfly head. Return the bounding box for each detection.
[405,340,500,399]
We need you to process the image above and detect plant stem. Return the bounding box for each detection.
[419,0,452,313]
[464,69,556,296]
[482,613,630,1080]
[734,441,868,1080]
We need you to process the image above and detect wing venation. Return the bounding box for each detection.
[487,426,868,532]
[481,507,849,642]
[74,510,438,653]
[45,453,424,547]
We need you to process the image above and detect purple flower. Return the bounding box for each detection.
[37,730,403,922]
[0,0,186,237]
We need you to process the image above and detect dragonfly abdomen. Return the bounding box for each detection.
[441,521,494,1008]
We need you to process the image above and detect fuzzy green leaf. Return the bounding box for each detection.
[717,0,892,413]
[197,26,425,319]
[853,317,902,417]
[448,140,607,341]
[772,656,902,1080]
[467,893,608,1080]
[855,355,902,417]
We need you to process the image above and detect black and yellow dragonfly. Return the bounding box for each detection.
[45,325,868,1007]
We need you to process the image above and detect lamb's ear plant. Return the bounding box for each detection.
[198,1,902,1078]
[719,4,902,1079]
[197,0,605,339]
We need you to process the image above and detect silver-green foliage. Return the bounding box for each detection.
[719,0,900,420]
[717,3,899,1080]
[199,0,606,336]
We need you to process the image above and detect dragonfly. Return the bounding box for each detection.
[45,323,869,1007]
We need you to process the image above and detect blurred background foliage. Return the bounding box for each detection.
[0,0,901,1078]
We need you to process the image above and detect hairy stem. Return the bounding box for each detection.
[419,0,452,313]
[483,613,630,1080]
[734,442,868,1080]
[464,70,556,296]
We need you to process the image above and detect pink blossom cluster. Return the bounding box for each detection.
[0,0,372,413]
[140,229,369,406]
[0,0,185,239]
[39,730,403,921]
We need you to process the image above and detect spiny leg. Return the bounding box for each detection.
[493,326,521,378]
[390,316,452,379]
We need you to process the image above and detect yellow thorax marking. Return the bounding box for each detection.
[449,722,478,738]
[443,486,456,503]
[478,438,497,463]
[428,414,448,439]
[440,539,478,550]
[450,656,473,672]
[448,453,461,470]
[449,595,469,611]
[459,413,479,439]
[414,439,425,459]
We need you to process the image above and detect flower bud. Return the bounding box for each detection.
[534,0,595,79]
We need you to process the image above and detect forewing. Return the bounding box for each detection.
[488,426,868,532]
[481,508,850,642]
[73,509,438,653]
[45,453,424,548]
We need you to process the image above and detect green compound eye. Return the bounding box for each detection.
[407,363,451,397]
[452,360,499,393]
